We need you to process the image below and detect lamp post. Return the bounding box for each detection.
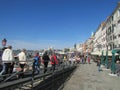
[111,50,116,74]
[101,50,104,65]
[105,44,110,69]
[105,44,111,69]
[97,44,104,64]
[105,44,108,69]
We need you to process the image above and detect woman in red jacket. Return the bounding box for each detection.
[50,53,58,72]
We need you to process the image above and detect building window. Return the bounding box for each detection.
[113,43,115,49]
[110,44,112,50]
[112,16,114,21]
[114,45,117,48]
[118,9,120,17]
[103,44,105,48]
[114,35,117,39]
[112,29,114,33]
[118,34,120,38]
[110,36,112,40]
[118,20,120,24]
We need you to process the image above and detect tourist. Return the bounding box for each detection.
[17,49,27,78]
[32,52,41,74]
[2,45,14,75]
[63,55,67,65]
[42,51,50,73]
[88,56,91,64]
[0,47,7,75]
[97,59,102,72]
[76,56,80,64]
[50,53,58,72]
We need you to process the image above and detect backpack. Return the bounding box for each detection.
[51,56,55,63]
[51,55,58,65]
[33,56,39,65]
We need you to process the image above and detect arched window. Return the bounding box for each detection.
[118,19,120,24]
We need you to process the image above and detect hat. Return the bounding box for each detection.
[21,49,26,52]
[7,45,12,49]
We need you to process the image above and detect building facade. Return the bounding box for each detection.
[106,2,120,50]
[70,2,120,55]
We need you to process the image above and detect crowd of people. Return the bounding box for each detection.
[0,45,92,79]
[0,46,61,78]
[0,46,28,78]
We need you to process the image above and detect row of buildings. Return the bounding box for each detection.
[73,2,120,56]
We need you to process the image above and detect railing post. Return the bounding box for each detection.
[62,63,65,88]
[52,72,55,90]
[31,62,34,90]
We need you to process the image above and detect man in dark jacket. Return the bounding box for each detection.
[42,51,50,73]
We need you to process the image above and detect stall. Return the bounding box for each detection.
[111,48,120,74]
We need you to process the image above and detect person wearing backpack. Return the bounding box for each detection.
[32,52,41,75]
[97,59,102,72]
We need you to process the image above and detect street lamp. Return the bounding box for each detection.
[101,50,104,65]
[96,44,104,64]
[105,44,108,68]
[105,44,110,69]
[111,50,116,74]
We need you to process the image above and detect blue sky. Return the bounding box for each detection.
[0,0,120,50]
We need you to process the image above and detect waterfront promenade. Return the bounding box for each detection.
[63,61,120,90]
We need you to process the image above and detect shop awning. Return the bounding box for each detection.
[91,51,101,56]
[91,50,119,56]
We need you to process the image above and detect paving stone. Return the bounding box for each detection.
[63,61,120,90]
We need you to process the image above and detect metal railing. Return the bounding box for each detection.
[0,59,78,90]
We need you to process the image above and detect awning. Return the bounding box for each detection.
[57,51,66,54]
[67,52,74,54]
[102,50,119,56]
[91,51,101,56]
[91,50,119,56]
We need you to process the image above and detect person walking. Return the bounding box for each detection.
[0,47,7,75]
[42,51,50,73]
[81,55,84,64]
[63,55,67,65]
[97,59,102,72]
[32,52,41,74]
[88,56,91,64]
[50,53,58,72]
[76,56,80,64]
[2,45,14,75]
[17,49,27,78]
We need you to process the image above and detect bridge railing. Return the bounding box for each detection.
[0,59,78,90]
[0,63,77,90]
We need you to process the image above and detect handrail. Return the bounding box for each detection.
[0,72,53,89]
[0,65,77,90]
[0,58,78,89]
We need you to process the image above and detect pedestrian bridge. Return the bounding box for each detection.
[0,63,77,90]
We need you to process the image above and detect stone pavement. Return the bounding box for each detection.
[63,61,120,90]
